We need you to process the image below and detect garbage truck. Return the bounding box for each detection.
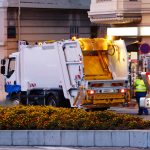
[1,38,129,109]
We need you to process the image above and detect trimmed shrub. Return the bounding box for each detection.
[0,105,149,130]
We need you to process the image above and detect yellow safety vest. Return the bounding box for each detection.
[134,79,147,92]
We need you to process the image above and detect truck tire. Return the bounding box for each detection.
[46,94,59,107]
[6,93,20,106]
[60,98,71,108]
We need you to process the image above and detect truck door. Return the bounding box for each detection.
[63,42,82,88]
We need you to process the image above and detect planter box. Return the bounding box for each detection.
[0,130,149,148]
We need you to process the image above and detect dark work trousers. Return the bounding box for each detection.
[135,92,149,115]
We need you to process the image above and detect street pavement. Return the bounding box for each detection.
[109,100,150,120]
[0,147,147,150]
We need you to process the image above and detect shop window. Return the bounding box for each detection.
[7,26,16,38]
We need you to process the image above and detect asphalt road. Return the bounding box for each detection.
[109,103,150,120]
[0,147,147,150]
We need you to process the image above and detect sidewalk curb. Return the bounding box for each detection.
[0,130,149,148]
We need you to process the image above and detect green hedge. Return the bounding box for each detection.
[0,105,150,130]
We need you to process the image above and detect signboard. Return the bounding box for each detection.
[139,43,150,54]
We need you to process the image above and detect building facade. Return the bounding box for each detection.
[88,0,150,41]
[1,0,92,56]
[88,0,142,24]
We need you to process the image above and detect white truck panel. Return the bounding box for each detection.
[20,43,62,91]
[108,40,128,80]
[64,42,80,61]
[61,41,83,87]
[56,41,83,102]
[19,40,83,103]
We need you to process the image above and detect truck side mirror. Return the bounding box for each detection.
[1,59,6,65]
[1,66,5,74]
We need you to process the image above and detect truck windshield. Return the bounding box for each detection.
[7,57,15,78]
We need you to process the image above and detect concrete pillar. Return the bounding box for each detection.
[0,6,7,101]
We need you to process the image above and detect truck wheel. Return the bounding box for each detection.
[60,98,71,108]
[8,93,20,106]
[46,95,59,107]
